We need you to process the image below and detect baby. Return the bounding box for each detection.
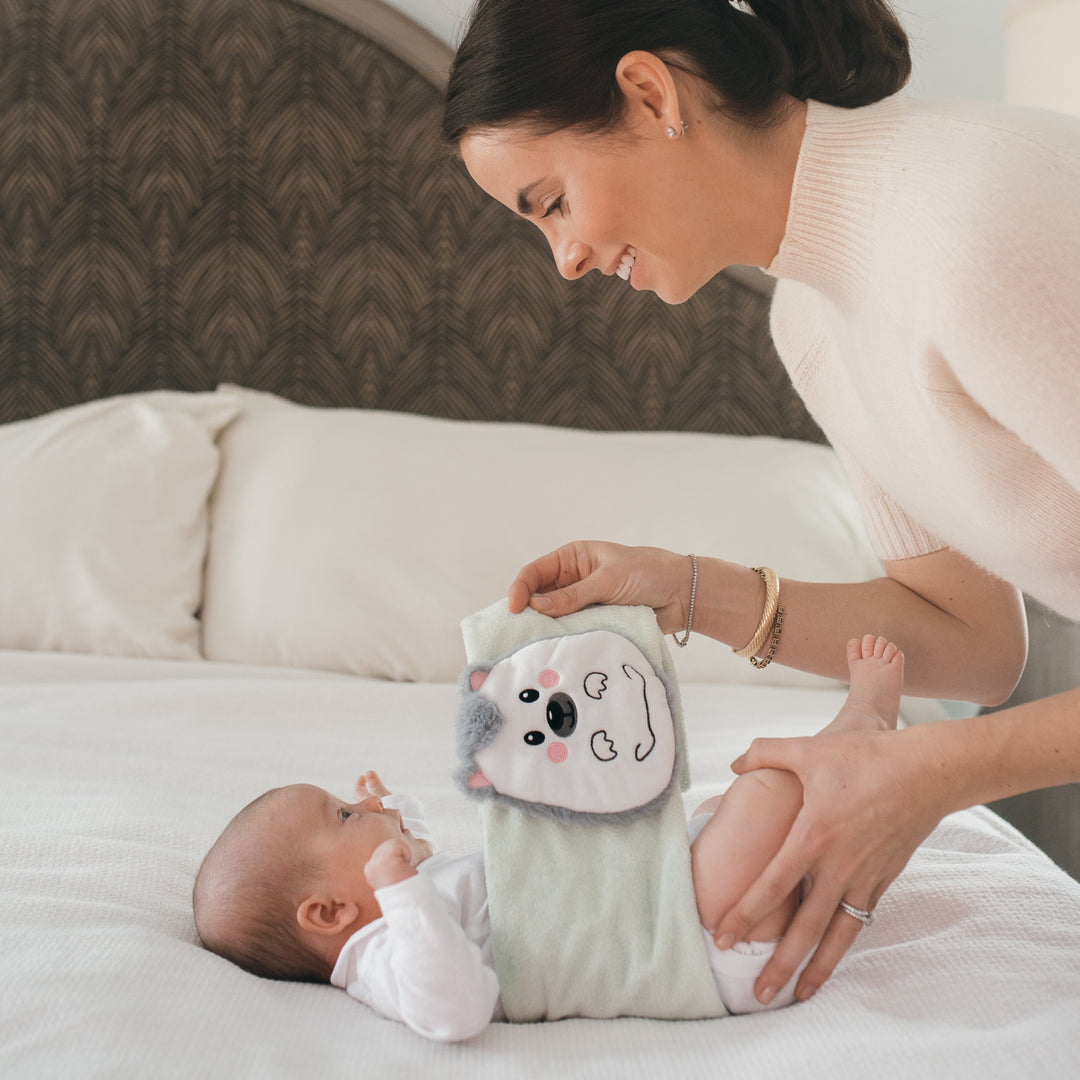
[193,635,903,1041]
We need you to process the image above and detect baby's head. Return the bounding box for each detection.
[193,782,427,983]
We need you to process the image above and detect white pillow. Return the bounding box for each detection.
[202,386,883,685]
[0,392,238,660]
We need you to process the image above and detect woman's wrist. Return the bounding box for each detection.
[689,557,772,650]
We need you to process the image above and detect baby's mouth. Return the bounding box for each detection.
[615,246,637,281]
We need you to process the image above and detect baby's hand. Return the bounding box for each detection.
[365,838,418,890]
[355,770,391,800]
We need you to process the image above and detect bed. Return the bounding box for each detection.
[1,1,1079,1077]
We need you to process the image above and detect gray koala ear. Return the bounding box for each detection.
[455,691,503,798]
[459,664,490,693]
[457,663,501,760]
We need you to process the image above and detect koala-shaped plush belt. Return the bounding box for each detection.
[457,600,726,1022]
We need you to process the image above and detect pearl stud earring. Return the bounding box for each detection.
[666,121,689,139]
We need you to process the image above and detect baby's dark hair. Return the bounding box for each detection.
[193,789,330,984]
[443,0,911,141]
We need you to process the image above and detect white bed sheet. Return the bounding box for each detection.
[2,651,1079,1079]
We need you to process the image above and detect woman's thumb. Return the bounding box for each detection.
[528,581,589,616]
[730,737,790,774]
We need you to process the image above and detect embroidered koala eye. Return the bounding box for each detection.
[519,689,540,703]
[524,730,545,745]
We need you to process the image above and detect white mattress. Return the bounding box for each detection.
[2,651,1079,1078]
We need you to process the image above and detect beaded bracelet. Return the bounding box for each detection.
[749,606,784,669]
[672,553,697,648]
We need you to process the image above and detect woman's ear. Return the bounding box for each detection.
[296,896,362,936]
[614,50,683,133]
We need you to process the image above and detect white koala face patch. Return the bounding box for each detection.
[462,630,676,815]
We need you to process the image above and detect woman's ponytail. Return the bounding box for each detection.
[744,1,911,110]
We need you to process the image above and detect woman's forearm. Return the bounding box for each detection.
[689,550,1027,704]
[508,540,1027,704]
[906,686,1080,810]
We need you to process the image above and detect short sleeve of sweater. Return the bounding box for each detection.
[831,443,945,562]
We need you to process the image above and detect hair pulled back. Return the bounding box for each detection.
[442,0,911,142]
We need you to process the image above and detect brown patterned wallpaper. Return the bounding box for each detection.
[0,0,823,441]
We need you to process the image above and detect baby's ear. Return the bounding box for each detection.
[296,897,360,935]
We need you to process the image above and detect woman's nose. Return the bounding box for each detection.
[552,235,590,280]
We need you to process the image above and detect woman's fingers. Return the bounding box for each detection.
[712,831,815,949]
[757,887,862,1002]
[791,895,882,1000]
[507,549,568,613]
[507,542,601,615]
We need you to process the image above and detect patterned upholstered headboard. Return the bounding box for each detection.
[0,0,822,441]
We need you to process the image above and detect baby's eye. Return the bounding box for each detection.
[340,808,353,823]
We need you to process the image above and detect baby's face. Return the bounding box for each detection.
[278,784,429,903]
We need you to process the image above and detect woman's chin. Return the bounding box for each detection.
[654,268,726,306]
[652,282,697,306]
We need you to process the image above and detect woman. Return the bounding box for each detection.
[441,0,1080,1006]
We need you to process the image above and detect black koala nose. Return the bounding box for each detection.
[546,692,578,737]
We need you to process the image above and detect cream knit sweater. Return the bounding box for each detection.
[765,94,1080,621]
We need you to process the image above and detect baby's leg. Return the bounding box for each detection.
[691,768,802,942]
[691,635,905,942]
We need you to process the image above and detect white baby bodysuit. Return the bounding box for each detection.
[330,795,797,1041]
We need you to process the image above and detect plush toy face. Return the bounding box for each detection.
[460,630,676,816]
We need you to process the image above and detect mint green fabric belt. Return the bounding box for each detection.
[459,601,725,1022]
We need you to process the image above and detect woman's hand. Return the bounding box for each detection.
[508,541,692,633]
[713,725,953,1002]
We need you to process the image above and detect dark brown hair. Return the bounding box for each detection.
[442,0,911,141]
[193,789,330,984]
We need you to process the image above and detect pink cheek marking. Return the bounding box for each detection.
[538,669,559,689]
[467,770,492,788]
[547,742,568,764]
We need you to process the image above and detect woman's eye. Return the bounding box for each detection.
[542,197,563,219]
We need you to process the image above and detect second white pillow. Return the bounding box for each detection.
[202,386,882,684]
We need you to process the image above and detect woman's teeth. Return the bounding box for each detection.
[615,247,637,280]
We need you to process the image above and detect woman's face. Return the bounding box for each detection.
[460,121,734,305]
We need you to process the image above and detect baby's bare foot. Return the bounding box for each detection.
[835,634,904,733]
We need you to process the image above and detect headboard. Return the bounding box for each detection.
[0,0,823,441]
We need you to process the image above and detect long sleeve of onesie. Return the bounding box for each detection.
[331,794,499,1042]
[349,871,500,1041]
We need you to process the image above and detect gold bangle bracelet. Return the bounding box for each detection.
[733,567,780,659]
[749,606,784,669]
